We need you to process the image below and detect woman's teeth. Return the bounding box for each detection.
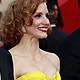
[38,28,47,30]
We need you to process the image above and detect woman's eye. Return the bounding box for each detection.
[34,14,41,18]
[46,14,49,18]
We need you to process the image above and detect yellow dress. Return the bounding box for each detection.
[16,71,61,80]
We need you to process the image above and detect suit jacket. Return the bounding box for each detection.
[0,48,14,80]
[39,27,69,53]
[56,26,80,80]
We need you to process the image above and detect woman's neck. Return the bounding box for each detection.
[10,34,41,58]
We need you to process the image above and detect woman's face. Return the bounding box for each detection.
[25,2,50,39]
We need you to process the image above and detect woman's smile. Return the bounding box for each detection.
[38,26,48,32]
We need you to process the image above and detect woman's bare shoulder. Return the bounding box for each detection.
[41,49,60,71]
[47,52,60,71]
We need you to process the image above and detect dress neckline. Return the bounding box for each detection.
[16,71,59,79]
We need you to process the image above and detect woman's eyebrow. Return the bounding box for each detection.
[34,12,42,15]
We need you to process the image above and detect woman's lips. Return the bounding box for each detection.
[38,27,48,32]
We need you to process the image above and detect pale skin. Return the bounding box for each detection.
[9,2,60,80]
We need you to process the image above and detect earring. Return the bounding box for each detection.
[22,26,27,34]
[22,27,24,31]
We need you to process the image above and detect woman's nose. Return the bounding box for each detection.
[42,16,50,25]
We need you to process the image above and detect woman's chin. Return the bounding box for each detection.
[39,34,48,39]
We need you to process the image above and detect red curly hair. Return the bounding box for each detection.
[1,0,46,46]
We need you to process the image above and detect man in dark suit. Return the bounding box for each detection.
[56,1,80,79]
[39,0,68,53]
[56,26,80,80]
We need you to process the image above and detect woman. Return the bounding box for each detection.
[0,0,61,80]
